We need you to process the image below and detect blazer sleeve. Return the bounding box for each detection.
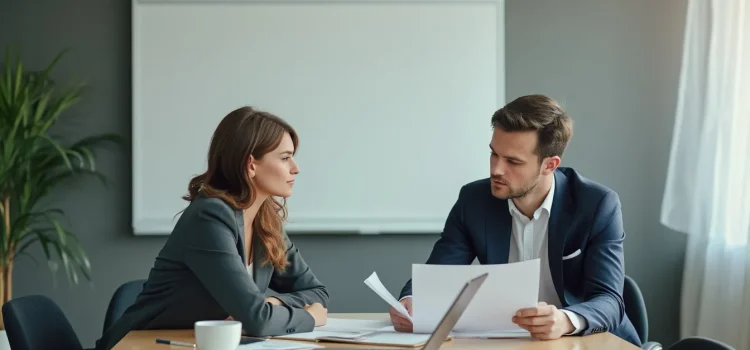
[564,190,627,336]
[182,201,315,336]
[399,185,476,299]
[266,233,330,308]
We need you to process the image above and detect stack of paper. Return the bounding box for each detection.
[275,319,433,347]
[363,259,540,337]
[276,319,392,342]
[451,329,530,338]
[237,339,323,349]
[318,328,433,347]
[316,318,392,332]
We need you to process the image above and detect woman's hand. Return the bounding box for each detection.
[304,302,328,326]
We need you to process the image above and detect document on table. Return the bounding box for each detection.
[275,318,392,341]
[451,329,531,338]
[316,318,392,333]
[237,339,323,349]
[363,259,540,336]
[412,259,540,334]
[275,320,434,346]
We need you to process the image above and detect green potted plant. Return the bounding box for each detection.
[0,46,121,346]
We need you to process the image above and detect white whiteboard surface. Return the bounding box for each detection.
[132,0,505,235]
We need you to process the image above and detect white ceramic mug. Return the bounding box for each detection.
[194,320,242,350]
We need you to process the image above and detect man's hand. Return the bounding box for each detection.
[512,302,574,340]
[390,298,413,332]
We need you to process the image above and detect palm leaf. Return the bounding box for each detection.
[71,134,124,150]
[49,219,76,284]
[11,209,65,238]
[39,135,73,170]
[15,225,91,286]
[15,227,57,255]
[32,90,50,123]
[39,49,68,82]
[38,88,82,133]
[77,147,96,171]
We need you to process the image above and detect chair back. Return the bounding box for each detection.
[2,295,83,350]
[102,279,146,334]
[670,336,735,350]
[623,274,649,343]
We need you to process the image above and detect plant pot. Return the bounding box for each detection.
[0,330,9,350]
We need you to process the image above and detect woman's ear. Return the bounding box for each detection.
[247,155,257,178]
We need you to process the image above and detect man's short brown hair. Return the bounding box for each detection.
[491,94,573,160]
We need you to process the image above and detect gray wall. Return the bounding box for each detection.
[1,0,687,347]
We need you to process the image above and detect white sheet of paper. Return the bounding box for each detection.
[338,326,434,346]
[236,339,323,349]
[276,330,372,341]
[347,331,432,346]
[364,272,413,322]
[451,329,531,338]
[278,325,431,346]
[412,259,540,334]
[316,318,392,332]
[278,318,392,340]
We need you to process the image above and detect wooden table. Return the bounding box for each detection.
[114,313,640,350]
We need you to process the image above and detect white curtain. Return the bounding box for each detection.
[661,0,750,348]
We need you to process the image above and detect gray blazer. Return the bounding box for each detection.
[95,195,329,350]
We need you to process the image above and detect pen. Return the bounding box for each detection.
[155,339,196,347]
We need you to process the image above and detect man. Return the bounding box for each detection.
[390,94,640,346]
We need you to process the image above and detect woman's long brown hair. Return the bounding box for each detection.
[182,106,298,271]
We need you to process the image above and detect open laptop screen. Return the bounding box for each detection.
[420,273,488,350]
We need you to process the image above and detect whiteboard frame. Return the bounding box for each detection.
[131,0,506,235]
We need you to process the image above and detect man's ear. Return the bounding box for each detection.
[247,155,257,178]
[542,156,561,176]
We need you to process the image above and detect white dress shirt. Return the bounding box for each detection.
[507,177,587,334]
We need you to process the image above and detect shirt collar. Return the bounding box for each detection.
[508,175,556,220]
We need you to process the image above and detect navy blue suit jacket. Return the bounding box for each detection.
[399,167,640,346]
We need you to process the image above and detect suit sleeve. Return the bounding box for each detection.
[399,186,477,299]
[564,190,627,336]
[267,232,330,308]
[182,203,315,336]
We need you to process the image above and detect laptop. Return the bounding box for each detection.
[338,272,489,350]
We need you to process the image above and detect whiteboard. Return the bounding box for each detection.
[132,0,505,235]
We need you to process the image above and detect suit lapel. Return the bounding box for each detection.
[235,210,271,291]
[252,233,272,291]
[548,170,569,305]
[485,191,512,264]
[235,210,248,265]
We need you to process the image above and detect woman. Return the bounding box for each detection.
[96,107,329,350]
